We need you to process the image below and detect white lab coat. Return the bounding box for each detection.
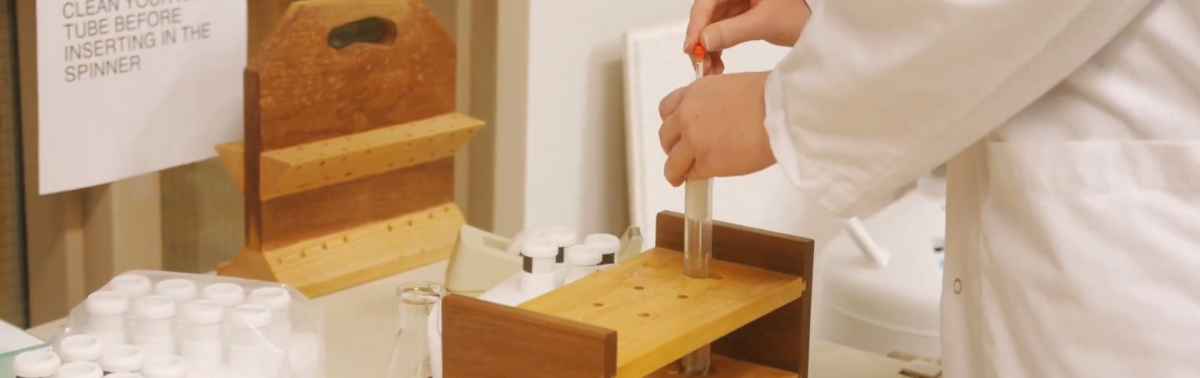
[764,0,1200,377]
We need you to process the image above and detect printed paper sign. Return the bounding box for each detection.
[37,0,246,194]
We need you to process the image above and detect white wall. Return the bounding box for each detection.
[493,0,692,237]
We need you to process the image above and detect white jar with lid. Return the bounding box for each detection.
[12,349,60,378]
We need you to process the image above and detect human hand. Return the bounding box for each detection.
[658,71,776,187]
[685,0,811,75]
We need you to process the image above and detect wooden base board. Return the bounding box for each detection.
[645,354,798,378]
[218,202,463,297]
[441,211,815,378]
[519,248,806,378]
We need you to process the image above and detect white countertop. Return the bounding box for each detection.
[26,262,917,378]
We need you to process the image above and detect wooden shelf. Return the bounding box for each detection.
[214,113,483,199]
[259,113,483,199]
[519,248,806,378]
[218,202,462,297]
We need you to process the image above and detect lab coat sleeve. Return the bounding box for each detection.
[764,0,1152,218]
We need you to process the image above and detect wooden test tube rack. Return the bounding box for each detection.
[214,0,481,297]
[442,211,815,378]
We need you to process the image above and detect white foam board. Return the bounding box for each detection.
[623,20,842,250]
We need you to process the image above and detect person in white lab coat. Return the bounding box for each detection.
[659,0,1200,377]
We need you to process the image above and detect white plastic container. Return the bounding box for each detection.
[53,361,102,378]
[107,274,152,301]
[813,174,945,359]
[48,270,325,378]
[200,283,245,308]
[562,245,601,285]
[248,287,293,347]
[12,349,60,378]
[583,233,620,270]
[55,335,102,363]
[141,354,187,378]
[98,345,144,374]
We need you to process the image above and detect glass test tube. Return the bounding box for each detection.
[681,43,713,376]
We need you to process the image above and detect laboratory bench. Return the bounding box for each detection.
[25,261,919,378]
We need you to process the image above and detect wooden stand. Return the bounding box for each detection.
[443,211,815,378]
[215,0,483,298]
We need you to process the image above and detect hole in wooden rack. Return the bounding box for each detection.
[324,176,330,182]
[321,243,328,250]
[326,17,398,50]
[343,236,349,243]
[677,295,688,299]
[443,206,449,213]
[407,220,414,227]
[365,149,372,155]
[387,163,395,168]
[408,158,415,164]
[387,225,394,232]
[344,172,352,177]
[642,258,669,269]
[593,303,604,307]
[427,213,434,220]
[633,286,644,290]
[341,156,348,162]
[319,161,326,166]
[638,313,650,318]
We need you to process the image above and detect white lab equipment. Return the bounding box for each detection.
[107,274,152,301]
[200,284,245,308]
[517,238,559,299]
[49,270,324,378]
[542,227,578,265]
[104,373,145,378]
[12,349,60,378]
[226,304,276,378]
[55,335,102,363]
[133,296,178,356]
[248,287,294,347]
[443,225,644,298]
[99,345,145,374]
[813,173,945,359]
[181,301,223,342]
[155,280,198,305]
[53,361,102,378]
[154,279,197,338]
[583,233,620,270]
[141,355,187,378]
[83,291,129,348]
[562,245,602,285]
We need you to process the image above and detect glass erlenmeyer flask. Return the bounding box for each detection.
[386,281,445,378]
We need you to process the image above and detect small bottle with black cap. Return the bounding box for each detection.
[584,233,621,271]
[518,237,559,299]
[562,245,602,285]
[542,227,578,266]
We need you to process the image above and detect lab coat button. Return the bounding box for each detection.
[953,278,962,294]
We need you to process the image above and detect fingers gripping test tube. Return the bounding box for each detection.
[681,42,713,376]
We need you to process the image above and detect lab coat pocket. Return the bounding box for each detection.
[975,140,1200,378]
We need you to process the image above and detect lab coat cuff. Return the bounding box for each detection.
[762,69,861,220]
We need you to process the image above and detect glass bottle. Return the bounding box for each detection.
[386,281,445,378]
